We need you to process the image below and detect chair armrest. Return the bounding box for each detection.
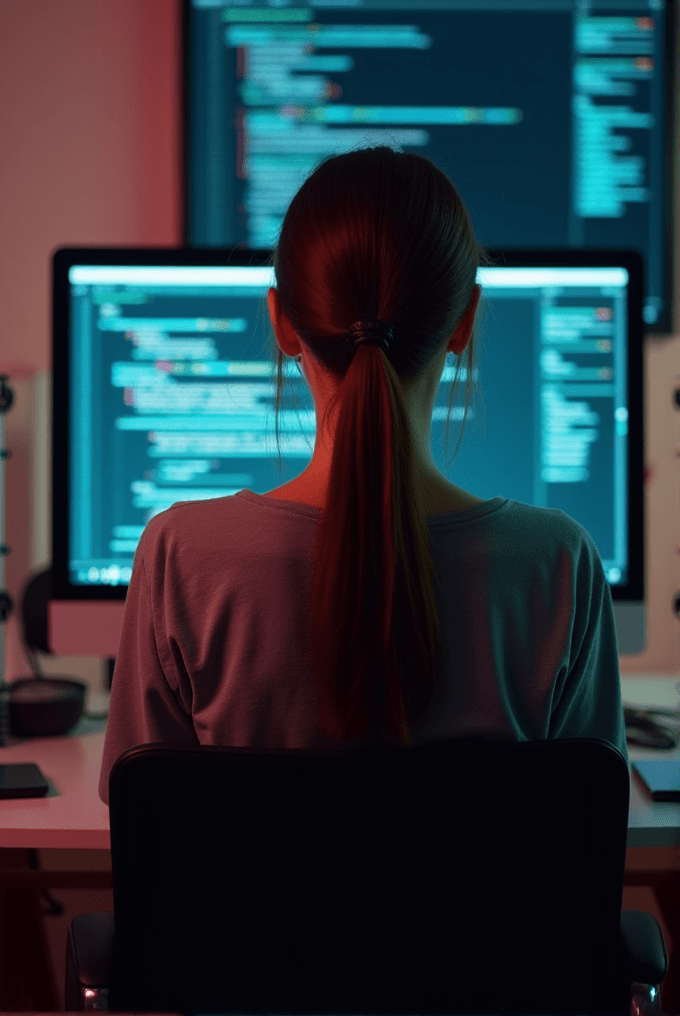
[620,909,668,985]
[65,911,114,1010]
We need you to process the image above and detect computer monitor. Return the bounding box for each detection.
[50,246,645,658]
[183,0,674,334]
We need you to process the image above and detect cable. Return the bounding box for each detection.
[624,683,680,749]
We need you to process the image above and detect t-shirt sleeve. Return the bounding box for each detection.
[98,542,199,807]
[548,532,629,768]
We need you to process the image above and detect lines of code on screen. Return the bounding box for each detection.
[66,263,631,588]
[187,0,669,329]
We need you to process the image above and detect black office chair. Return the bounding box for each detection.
[66,737,668,1015]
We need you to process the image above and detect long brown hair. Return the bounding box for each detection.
[270,146,491,745]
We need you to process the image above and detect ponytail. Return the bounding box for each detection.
[271,146,490,745]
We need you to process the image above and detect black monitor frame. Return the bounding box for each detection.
[51,245,644,605]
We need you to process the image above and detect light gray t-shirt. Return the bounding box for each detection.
[99,489,628,805]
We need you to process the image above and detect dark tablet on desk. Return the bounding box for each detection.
[633,760,680,802]
[0,763,49,799]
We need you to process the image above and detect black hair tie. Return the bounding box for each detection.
[346,320,398,353]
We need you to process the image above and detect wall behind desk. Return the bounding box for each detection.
[0,0,180,690]
[0,0,678,693]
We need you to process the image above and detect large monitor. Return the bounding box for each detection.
[50,246,645,657]
[183,0,674,333]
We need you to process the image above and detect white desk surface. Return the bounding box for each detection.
[0,676,679,850]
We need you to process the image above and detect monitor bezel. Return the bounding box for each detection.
[51,245,644,603]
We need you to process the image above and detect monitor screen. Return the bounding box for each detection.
[51,246,644,616]
[183,0,674,334]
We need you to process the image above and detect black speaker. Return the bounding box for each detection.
[8,566,86,737]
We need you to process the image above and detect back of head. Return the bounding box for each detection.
[271,146,488,745]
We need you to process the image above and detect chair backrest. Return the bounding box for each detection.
[107,736,630,1016]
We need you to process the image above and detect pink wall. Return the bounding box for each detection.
[0,0,180,683]
[0,0,181,379]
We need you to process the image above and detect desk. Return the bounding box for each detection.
[620,677,680,1015]
[0,711,111,1009]
[1,677,679,1010]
